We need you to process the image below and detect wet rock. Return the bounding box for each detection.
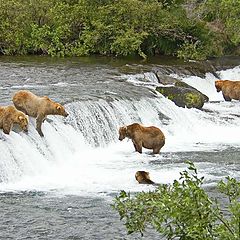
[155,72,180,85]
[152,61,219,79]
[156,81,208,109]
[174,81,209,102]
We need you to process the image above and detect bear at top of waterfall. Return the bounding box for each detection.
[118,123,165,154]
[135,171,155,184]
[215,79,240,101]
[12,90,68,137]
[0,105,29,134]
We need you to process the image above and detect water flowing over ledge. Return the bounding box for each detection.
[0,57,240,196]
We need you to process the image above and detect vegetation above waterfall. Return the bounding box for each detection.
[113,161,240,239]
[0,0,239,60]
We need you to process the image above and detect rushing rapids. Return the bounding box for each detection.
[0,57,240,197]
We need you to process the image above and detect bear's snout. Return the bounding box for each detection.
[22,124,28,133]
[64,112,69,117]
[119,135,125,141]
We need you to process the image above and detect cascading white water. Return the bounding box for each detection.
[0,66,240,196]
[175,65,240,101]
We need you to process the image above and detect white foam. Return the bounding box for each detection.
[0,66,240,196]
[177,66,240,101]
[218,66,240,80]
[120,72,160,88]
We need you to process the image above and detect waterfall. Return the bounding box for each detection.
[0,65,240,196]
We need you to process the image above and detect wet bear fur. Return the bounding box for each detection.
[135,171,155,184]
[13,90,68,137]
[0,105,28,134]
[118,123,165,154]
[215,80,240,101]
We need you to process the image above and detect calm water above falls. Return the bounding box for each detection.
[0,56,239,239]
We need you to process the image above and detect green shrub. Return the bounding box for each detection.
[113,161,240,239]
[0,0,238,59]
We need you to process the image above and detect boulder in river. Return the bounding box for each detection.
[156,81,208,109]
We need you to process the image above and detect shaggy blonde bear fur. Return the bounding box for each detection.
[13,90,68,137]
[0,105,28,134]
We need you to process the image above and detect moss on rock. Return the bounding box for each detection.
[156,81,208,109]
[184,92,204,109]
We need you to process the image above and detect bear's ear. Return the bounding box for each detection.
[44,96,50,100]
[119,126,126,132]
[215,80,223,84]
[56,106,61,110]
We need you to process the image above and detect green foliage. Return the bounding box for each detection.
[0,0,31,54]
[218,177,240,203]
[113,161,240,239]
[198,0,240,52]
[0,0,239,59]
[177,41,207,61]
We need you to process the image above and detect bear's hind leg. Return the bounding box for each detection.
[153,147,161,154]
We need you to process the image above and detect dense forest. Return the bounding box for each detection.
[0,0,239,60]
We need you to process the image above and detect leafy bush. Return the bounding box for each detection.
[112,161,240,239]
[0,0,239,59]
[197,0,240,53]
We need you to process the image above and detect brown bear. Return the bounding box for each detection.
[118,123,165,154]
[215,80,240,101]
[0,105,29,134]
[12,90,68,137]
[135,171,155,184]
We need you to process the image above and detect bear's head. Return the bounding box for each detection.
[135,171,155,184]
[118,126,127,141]
[135,171,150,182]
[18,113,29,132]
[55,103,69,117]
[215,80,224,92]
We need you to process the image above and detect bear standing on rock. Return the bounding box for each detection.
[12,90,68,137]
[215,80,240,101]
[0,105,29,134]
[118,123,165,154]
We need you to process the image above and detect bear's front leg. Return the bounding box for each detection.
[36,114,45,137]
[223,94,231,101]
[132,139,142,153]
[2,121,11,135]
[133,142,138,151]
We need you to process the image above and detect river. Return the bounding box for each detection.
[0,56,239,239]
